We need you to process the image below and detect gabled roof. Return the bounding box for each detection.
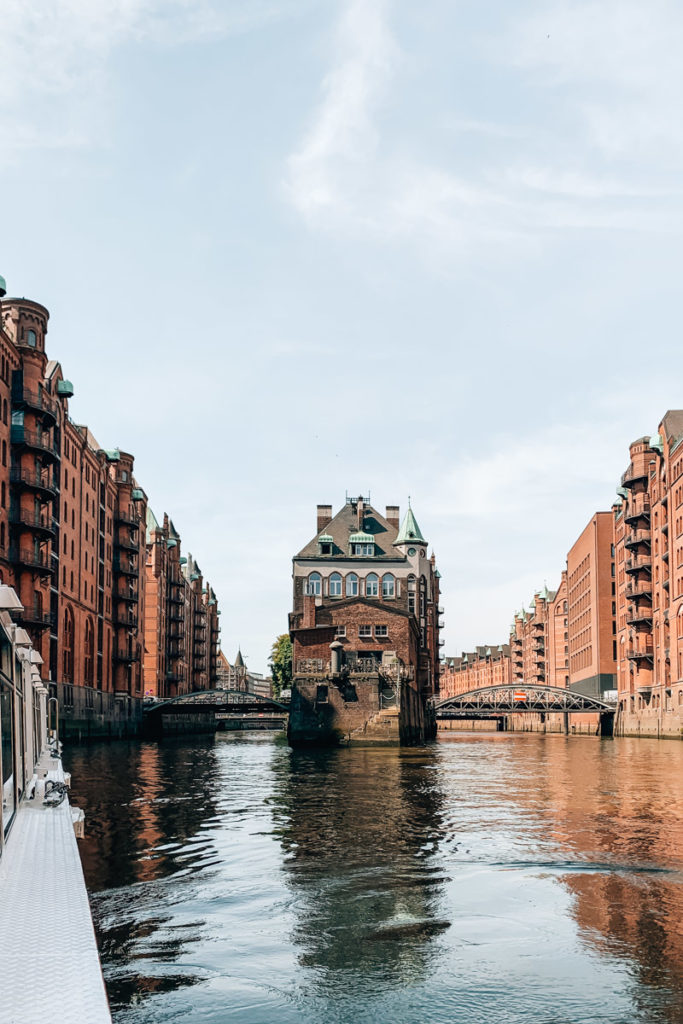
[295,502,403,559]
[394,506,426,545]
[234,649,245,668]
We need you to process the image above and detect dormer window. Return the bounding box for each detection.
[318,533,334,555]
[349,531,375,556]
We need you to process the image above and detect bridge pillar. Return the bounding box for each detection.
[563,712,569,735]
[599,711,614,737]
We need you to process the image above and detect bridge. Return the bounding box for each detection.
[434,684,616,734]
[144,689,290,733]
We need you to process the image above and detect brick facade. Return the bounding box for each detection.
[288,496,441,745]
[0,285,221,737]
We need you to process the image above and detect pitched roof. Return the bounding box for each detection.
[234,649,245,668]
[295,502,404,560]
[395,505,426,545]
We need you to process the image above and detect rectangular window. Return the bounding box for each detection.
[335,625,346,637]
[375,625,388,637]
[352,544,374,556]
[359,625,372,638]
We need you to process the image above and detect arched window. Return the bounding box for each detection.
[329,572,342,597]
[62,606,74,681]
[306,572,321,596]
[366,573,379,597]
[346,573,358,597]
[1,481,5,508]
[84,618,94,686]
[382,574,395,598]
[2,399,6,425]
[27,329,37,348]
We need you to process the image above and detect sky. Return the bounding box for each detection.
[2,0,683,673]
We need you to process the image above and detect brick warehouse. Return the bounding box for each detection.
[288,495,442,745]
[0,280,221,738]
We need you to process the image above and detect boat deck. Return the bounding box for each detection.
[0,750,111,1024]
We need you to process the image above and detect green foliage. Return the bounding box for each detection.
[269,633,292,699]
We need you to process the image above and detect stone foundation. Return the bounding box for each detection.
[56,684,144,742]
[288,674,429,747]
[616,708,683,739]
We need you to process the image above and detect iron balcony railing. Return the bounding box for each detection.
[169,609,183,622]
[626,605,652,626]
[113,556,139,577]
[116,588,139,603]
[624,497,651,524]
[115,508,140,529]
[114,610,138,627]
[115,534,139,553]
[624,528,651,548]
[18,610,54,630]
[9,509,56,536]
[624,581,652,599]
[624,555,652,574]
[11,383,58,423]
[9,467,59,498]
[113,649,137,663]
[296,658,329,674]
[621,466,649,488]
[10,425,60,461]
[626,645,654,660]
[11,546,53,574]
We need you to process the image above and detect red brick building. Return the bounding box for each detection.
[143,510,219,700]
[440,645,511,698]
[0,283,220,736]
[614,412,683,737]
[566,512,616,698]
[288,496,441,745]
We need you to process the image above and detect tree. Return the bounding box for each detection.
[269,634,292,699]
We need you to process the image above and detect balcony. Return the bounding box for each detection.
[113,649,137,663]
[438,620,445,629]
[624,554,652,574]
[169,592,184,606]
[116,588,139,604]
[626,645,654,661]
[169,608,183,622]
[114,610,138,627]
[621,466,649,489]
[115,535,139,553]
[626,605,652,626]
[662,521,669,535]
[18,610,53,630]
[437,606,444,615]
[624,581,652,599]
[167,641,184,658]
[114,556,139,577]
[115,508,140,530]
[624,529,651,549]
[662,549,669,562]
[11,383,58,425]
[11,546,53,576]
[10,468,59,500]
[624,497,651,525]
[9,509,55,538]
[10,425,60,462]
[165,671,183,683]
[663,577,670,590]
[533,642,545,652]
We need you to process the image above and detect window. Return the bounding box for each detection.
[84,618,94,686]
[352,543,374,556]
[359,625,372,638]
[329,572,342,597]
[320,543,332,555]
[382,574,395,598]
[27,329,37,348]
[366,573,379,597]
[306,572,321,596]
[335,625,346,637]
[346,573,359,597]
[375,625,388,637]
[62,607,74,681]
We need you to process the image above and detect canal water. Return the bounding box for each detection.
[65,732,683,1024]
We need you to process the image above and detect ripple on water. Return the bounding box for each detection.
[65,732,683,1024]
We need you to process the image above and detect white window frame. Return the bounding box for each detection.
[306,572,321,596]
[375,625,388,637]
[329,572,342,597]
[359,624,372,638]
[366,573,379,597]
[346,573,359,597]
[382,574,395,598]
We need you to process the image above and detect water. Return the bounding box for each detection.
[65,731,683,1024]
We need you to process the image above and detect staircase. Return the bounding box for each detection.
[348,707,400,745]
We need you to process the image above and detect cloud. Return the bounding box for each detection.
[284,0,683,255]
[0,0,311,161]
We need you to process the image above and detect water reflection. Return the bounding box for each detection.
[271,746,448,985]
[65,733,683,1024]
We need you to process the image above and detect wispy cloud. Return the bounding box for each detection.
[0,0,311,161]
[284,0,683,255]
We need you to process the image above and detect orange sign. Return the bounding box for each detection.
[513,691,528,701]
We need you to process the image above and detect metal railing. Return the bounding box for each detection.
[9,467,59,497]
[296,658,328,674]
[10,425,60,459]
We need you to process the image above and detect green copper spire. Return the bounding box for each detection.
[394,503,426,545]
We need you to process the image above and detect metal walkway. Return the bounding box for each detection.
[0,750,111,1024]
[435,683,617,717]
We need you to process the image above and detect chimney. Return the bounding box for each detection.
[303,594,316,628]
[357,496,364,529]
[386,505,400,529]
[317,504,332,533]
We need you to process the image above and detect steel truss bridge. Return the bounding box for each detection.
[144,689,290,718]
[434,684,616,718]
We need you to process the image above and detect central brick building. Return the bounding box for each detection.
[288,496,441,745]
